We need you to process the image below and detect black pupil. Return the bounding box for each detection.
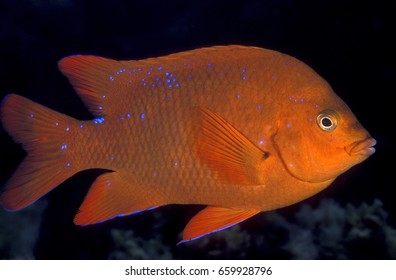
[321,117,332,127]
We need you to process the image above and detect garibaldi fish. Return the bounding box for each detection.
[0,46,376,243]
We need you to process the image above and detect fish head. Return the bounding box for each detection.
[273,81,376,183]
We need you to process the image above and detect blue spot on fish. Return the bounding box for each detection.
[93,117,105,124]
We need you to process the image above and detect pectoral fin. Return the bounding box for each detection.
[192,107,269,185]
[178,206,260,244]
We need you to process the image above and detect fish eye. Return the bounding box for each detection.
[316,110,338,132]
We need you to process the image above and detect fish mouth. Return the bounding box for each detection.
[344,137,377,157]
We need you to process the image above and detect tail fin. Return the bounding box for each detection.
[0,94,79,211]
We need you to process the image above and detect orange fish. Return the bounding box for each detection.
[0,46,376,243]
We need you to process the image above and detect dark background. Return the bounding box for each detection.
[0,0,394,259]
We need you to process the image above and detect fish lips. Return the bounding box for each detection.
[345,137,377,158]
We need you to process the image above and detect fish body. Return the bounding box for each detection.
[0,46,375,242]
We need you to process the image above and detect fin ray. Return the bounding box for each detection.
[0,94,78,210]
[179,206,259,244]
[58,55,119,116]
[193,107,269,185]
[74,172,159,225]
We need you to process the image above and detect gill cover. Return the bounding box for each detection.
[273,108,355,183]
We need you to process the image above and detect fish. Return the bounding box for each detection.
[0,45,376,243]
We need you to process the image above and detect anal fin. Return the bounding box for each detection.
[179,206,259,244]
[74,172,159,225]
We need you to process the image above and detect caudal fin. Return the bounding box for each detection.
[0,94,79,210]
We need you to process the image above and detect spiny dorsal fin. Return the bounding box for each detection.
[58,46,267,118]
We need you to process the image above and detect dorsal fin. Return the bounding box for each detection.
[58,55,121,116]
[58,46,267,118]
